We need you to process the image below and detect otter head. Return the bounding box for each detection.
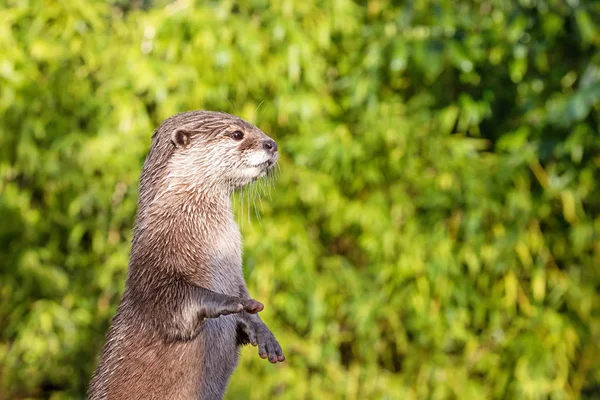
[151,111,278,196]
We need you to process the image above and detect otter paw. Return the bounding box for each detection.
[255,328,285,364]
[242,299,264,314]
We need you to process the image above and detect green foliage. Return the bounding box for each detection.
[1,0,599,398]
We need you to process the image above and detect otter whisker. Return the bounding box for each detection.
[223,95,237,113]
[265,171,275,201]
[252,184,262,225]
[246,183,251,227]
[255,99,265,116]
[237,181,246,232]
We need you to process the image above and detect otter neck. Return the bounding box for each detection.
[159,184,233,225]
[128,183,239,286]
[134,182,236,249]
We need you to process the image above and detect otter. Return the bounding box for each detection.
[88,111,284,400]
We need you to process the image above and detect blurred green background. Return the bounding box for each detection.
[1,0,599,399]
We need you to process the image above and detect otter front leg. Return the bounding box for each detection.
[195,287,264,318]
[165,285,263,342]
[237,313,285,363]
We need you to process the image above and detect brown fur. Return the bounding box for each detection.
[88,111,284,400]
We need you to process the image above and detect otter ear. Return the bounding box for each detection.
[172,129,191,148]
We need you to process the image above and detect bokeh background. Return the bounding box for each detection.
[1,0,599,398]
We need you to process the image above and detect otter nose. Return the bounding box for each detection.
[263,139,278,153]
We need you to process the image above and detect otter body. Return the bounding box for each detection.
[88,111,284,400]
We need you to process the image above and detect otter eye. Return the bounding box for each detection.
[230,131,244,141]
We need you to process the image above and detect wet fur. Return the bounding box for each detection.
[88,111,283,400]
